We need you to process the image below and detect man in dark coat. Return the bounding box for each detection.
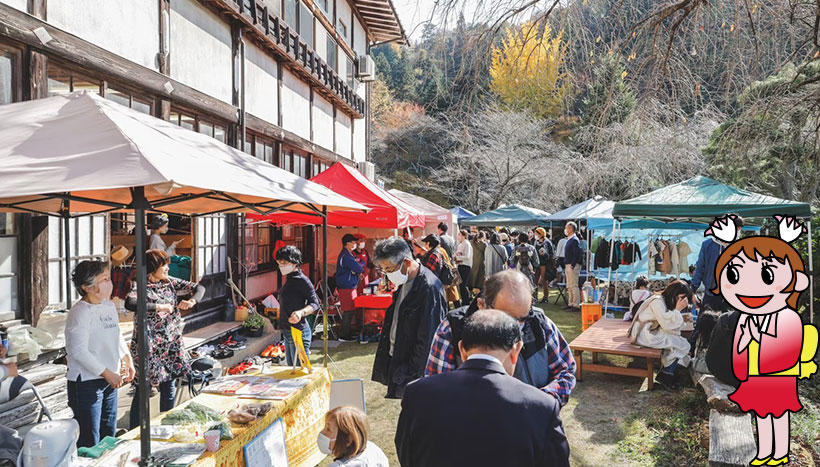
[396,309,570,467]
[371,236,446,399]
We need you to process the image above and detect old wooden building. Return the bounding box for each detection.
[0,0,406,330]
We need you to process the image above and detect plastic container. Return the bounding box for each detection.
[204,430,221,452]
[581,281,594,304]
[581,303,602,330]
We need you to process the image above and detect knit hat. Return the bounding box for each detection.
[535,227,547,237]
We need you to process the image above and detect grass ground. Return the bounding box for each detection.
[312,290,820,466]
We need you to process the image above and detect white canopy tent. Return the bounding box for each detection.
[0,92,367,465]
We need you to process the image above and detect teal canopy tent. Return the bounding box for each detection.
[612,176,814,320]
[612,176,812,220]
[460,204,551,227]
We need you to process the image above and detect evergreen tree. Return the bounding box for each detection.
[581,52,636,126]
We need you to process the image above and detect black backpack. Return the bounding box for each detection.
[705,310,741,388]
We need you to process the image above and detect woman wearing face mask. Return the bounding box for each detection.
[65,260,135,447]
[276,246,321,366]
[318,406,388,466]
[125,249,205,429]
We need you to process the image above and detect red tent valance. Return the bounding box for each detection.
[249,162,426,229]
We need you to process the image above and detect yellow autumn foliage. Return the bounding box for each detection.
[489,21,572,119]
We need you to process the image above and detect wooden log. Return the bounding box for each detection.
[0,390,68,428]
[708,409,756,466]
[0,377,66,413]
[19,364,66,385]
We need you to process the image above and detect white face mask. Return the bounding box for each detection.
[359,242,366,249]
[317,433,334,455]
[386,261,409,286]
[279,263,295,275]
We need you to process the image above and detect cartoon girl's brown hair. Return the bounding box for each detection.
[712,236,805,309]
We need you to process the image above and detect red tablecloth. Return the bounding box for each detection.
[354,293,393,309]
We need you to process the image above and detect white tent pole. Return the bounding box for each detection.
[605,218,616,314]
[809,220,814,323]
[613,221,622,315]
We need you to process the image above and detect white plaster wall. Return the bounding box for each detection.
[335,111,352,159]
[244,42,278,125]
[353,16,367,57]
[0,0,27,12]
[315,25,327,62]
[353,116,366,162]
[336,0,352,45]
[281,69,311,140]
[312,94,334,151]
[170,0,233,103]
[48,0,159,71]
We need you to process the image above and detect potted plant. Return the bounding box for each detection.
[242,313,266,337]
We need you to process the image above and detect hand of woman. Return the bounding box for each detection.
[102,369,123,389]
[123,356,136,383]
[288,310,302,324]
[178,299,196,311]
[675,296,690,311]
[157,303,174,315]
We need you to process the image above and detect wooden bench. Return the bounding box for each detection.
[691,369,755,466]
[569,318,662,390]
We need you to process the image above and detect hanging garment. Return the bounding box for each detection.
[648,240,657,275]
[595,237,611,269]
[658,240,672,274]
[677,241,692,275]
[611,241,621,271]
[590,236,602,254]
[670,240,680,275]
[619,242,628,265]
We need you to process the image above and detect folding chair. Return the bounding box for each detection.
[313,279,342,340]
[553,282,568,305]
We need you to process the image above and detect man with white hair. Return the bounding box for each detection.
[426,269,576,406]
[371,236,447,399]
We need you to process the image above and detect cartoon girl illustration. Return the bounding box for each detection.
[707,215,818,466]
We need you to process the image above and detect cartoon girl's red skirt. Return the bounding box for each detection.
[729,376,801,418]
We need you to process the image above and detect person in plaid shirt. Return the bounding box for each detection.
[425,269,576,406]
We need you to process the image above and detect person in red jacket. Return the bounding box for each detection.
[709,215,817,466]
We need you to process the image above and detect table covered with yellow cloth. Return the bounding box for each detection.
[121,367,331,467]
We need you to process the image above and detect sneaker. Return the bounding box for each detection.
[338,336,357,342]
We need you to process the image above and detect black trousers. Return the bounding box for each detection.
[457,265,472,307]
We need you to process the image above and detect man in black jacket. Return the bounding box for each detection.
[371,236,447,399]
[396,309,570,467]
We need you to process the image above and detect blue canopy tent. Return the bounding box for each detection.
[450,205,476,222]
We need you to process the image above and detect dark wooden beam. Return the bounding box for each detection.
[0,3,238,122]
[24,49,48,100]
[19,214,48,325]
[28,0,46,20]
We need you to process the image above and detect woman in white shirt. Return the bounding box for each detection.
[147,213,180,254]
[454,229,473,306]
[318,406,388,467]
[628,280,693,388]
[65,260,134,448]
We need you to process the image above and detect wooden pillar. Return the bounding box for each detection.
[156,0,171,120]
[18,215,48,325]
[28,0,46,20]
[24,49,48,101]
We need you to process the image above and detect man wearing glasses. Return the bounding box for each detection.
[371,237,447,399]
[425,269,576,407]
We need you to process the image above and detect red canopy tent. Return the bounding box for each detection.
[249,162,426,228]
